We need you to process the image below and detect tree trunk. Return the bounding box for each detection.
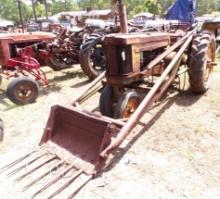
[65,0,67,11]
[31,0,37,22]
[44,0,48,20]
[17,0,24,32]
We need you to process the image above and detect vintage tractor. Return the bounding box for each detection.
[1,0,219,198]
[0,32,56,104]
[43,10,121,73]
[44,25,96,70]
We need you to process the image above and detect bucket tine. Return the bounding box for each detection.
[66,176,92,199]
[14,155,57,183]
[31,164,76,198]
[0,150,38,173]
[46,170,83,199]
[7,153,46,177]
[22,160,65,192]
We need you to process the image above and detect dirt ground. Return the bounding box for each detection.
[0,64,220,199]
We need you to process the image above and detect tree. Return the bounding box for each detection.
[0,0,32,24]
[0,0,219,25]
[50,0,79,15]
[76,0,109,10]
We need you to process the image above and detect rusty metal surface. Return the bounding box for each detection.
[100,32,194,159]
[0,32,56,42]
[0,105,122,198]
[0,32,55,66]
[39,105,118,175]
[0,146,92,199]
[0,2,209,198]
[118,0,128,33]
[104,32,170,45]
[104,32,171,83]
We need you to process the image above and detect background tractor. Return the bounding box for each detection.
[0,32,55,105]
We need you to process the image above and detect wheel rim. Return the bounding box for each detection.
[14,83,37,103]
[121,97,139,118]
[115,91,141,119]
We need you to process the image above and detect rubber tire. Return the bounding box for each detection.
[188,31,216,94]
[48,55,73,70]
[99,85,114,117]
[6,77,39,105]
[0,118,3,142]
[79,32,105,80]
[114,90,140,119]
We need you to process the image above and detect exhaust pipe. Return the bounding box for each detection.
[118,0,128,33]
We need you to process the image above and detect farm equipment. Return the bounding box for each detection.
[45,25,96,70]
[0,21,119,105]
[0,0,219,198]
[0,32,55,104]
[46,18,122,74]
[38,9,121,74]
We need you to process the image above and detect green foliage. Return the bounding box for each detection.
[76,0,110,9]
[125,0,156,17]
[49,0,79,15]
[0,0,220,25]
[196,0,220,16]
[0,0,32,24]
[35,3,46,17]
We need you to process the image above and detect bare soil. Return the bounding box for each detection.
[0,65,219,199]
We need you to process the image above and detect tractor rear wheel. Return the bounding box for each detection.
[114,90,141,119]
[79,32,106,80]
[0,118,4,141]
[6,77,39,105]
[188,31,216,94]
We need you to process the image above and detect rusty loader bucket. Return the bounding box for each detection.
[0,105,121,198]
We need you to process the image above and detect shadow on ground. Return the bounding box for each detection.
[101,87,203,175]
[0,70,87,111]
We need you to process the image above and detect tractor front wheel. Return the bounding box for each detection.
[6,77,39,105]
[114,90,141,119]
[99,85,114,117]
[188,31,216,94]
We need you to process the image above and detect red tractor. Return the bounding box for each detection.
[0,32,56,105]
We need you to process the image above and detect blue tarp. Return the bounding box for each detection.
[166,0,196,24]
